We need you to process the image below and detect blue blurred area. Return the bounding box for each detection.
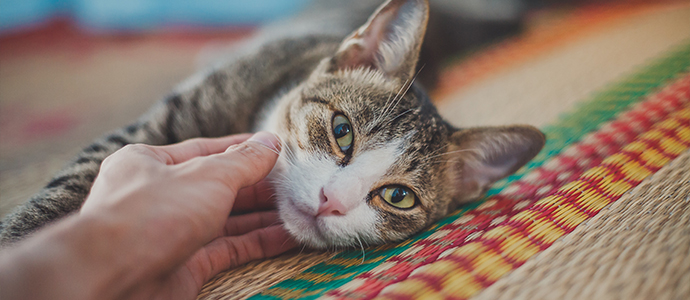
[0,0,312,32]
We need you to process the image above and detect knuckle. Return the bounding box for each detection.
[186,137,215,155]
[122,143,148,151]
[102,144,160,176]
[190,156,216,172]
[255,230,268,257]
[119,143,152,156]
[223,239,242,267]
[233,144,268,169]
[195,140,212,157]
[102,145,136,166]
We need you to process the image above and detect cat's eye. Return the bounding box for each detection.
[332,114,353,153]
[380,186,416,209]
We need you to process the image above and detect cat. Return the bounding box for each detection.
[0,0,544,248]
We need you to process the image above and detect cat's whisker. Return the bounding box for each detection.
[268,219,283,228]
[274,136,293,160]
[433,159,466,164]
[382,80,409,121]
[279,235,292,249]
[417,146,446,162]
[416,149,444,162]
[396,65,423,104]
[374,65,424,130]
[264,138,282,156]
[284,142,298,160]
[389,65,423,111]
[278,142,299,168]
[374,90,397,127]
[281,151,297,168]
[379,108,414,129]
[264,192,280,204]
[372,77,410,130]
[299,244,307,255]
[382,78,409,118]
[356,235,366,264]
[423,148,482,161]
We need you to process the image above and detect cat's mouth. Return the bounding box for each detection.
[279,196,332,248]
[278,193,382,248]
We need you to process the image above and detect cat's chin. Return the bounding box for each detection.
[278,199,331,248]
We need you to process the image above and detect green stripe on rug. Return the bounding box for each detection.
[250,40,690,300]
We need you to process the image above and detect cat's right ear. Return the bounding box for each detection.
[328,0,429,84]
[445,126,545,204]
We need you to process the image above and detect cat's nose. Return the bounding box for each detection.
[317,187,348,217]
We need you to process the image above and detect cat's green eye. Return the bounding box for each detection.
[332,114,353,153]
[380,186,416,209]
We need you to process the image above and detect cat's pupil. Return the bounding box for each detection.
[334,123,351,139]
[390,188,407,204]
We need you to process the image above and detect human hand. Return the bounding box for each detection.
[77,132,296,300]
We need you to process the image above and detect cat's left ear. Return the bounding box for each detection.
[329,0,429,83]
[445,125,545,203]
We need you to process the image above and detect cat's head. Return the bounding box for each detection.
[269,0,545,248]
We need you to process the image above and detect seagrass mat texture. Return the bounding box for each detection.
[472,145,690,300]
[198,252,337,300]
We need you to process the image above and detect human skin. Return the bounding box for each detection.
[0,132,298,300]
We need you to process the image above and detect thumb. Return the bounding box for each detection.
[210,131,282,193]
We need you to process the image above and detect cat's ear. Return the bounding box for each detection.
[329,0,429,83]
[445,126,545,203]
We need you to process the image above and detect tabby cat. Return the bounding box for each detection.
[0,0,544,248]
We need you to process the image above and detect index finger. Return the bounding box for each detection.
[194,131,282,195]
[152,133,253,165]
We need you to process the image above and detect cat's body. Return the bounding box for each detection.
[0,0,544,248]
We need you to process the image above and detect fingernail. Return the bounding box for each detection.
[248,131,281,152]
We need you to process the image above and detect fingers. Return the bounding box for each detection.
[195,225,297,283]
[204,132,282,193]
[223,211,280,237]
[232,180,276,213]
[233,225,297,261]
[151,134,253,165]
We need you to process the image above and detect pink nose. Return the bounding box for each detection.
[317,187,348,217]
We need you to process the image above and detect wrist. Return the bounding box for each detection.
[0,214,126,300]
[0,212,162,300]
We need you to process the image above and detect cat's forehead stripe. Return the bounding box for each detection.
[301,97,335,110]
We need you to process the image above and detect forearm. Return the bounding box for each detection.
[0,211,191,300]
